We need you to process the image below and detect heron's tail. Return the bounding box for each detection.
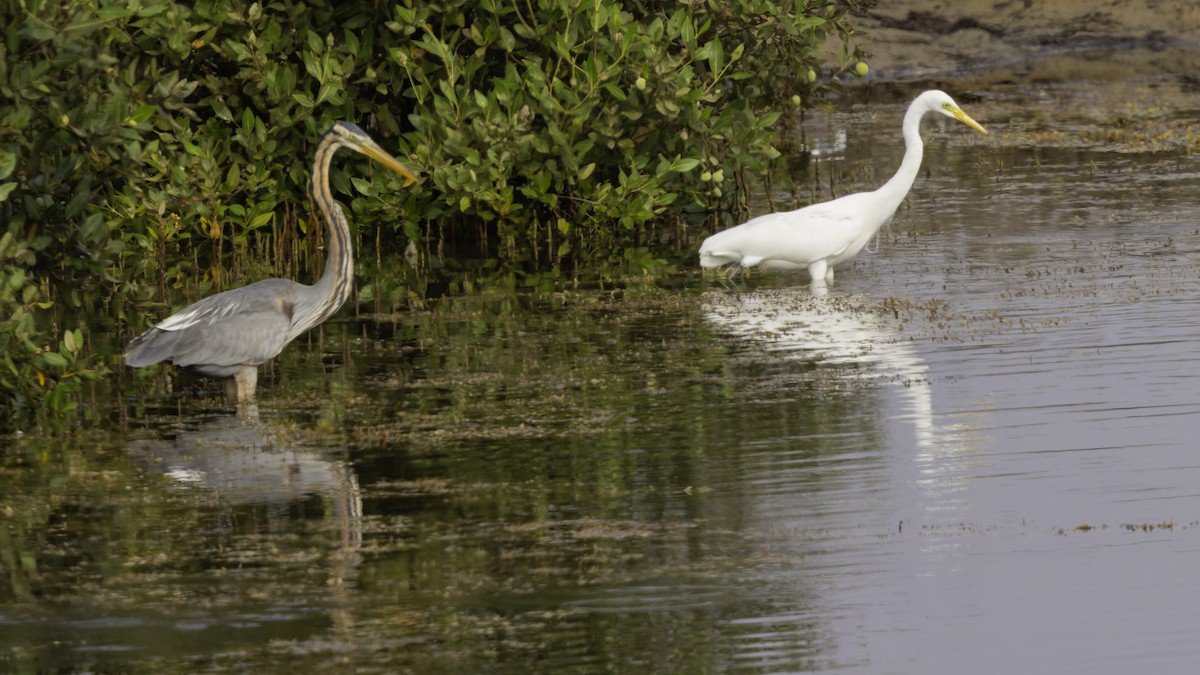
[124,328,179,367]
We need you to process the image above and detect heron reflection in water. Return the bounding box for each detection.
[130,412,364,577]
[125,122,418,405]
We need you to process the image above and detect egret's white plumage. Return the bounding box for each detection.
[698,90,987,286]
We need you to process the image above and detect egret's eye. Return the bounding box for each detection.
[943,103,953,110]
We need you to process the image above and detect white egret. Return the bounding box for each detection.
[698,90,987,286]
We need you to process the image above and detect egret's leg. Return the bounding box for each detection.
[721,273,748,292]
[723,264,752,281]
[806,260,830,296]
[808,259,828,284]
[825,267,835,281]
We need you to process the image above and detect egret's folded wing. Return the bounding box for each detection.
[723,204,862,264]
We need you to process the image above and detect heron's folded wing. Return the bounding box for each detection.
[167,308,293,371]
[125,281,300,371]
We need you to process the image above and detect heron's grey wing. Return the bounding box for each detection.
[125,279,304,377]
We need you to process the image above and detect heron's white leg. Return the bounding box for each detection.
[237,367,258,402]
[225,366,258,404]
[825,267,835,281]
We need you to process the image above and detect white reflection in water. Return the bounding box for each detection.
[808,128,847,159]
[703,286,942,458]
[702,285,976,669]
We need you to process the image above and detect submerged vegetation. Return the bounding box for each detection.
[1,0,865,431]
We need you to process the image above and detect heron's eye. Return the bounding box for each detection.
[942,103,953,110]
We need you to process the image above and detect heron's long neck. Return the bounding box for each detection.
[872,102,928,217]
[294,137,354,336]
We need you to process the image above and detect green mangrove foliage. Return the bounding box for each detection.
[388,0,863,267]
[1,147,107,432]
[0,0,862,431]
[1,221,107,432]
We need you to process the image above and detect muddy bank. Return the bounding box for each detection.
[848,0,1200,85]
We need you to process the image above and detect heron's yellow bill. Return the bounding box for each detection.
[952,107,988,135]
[360,144,420,186]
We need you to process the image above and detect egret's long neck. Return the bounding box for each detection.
[872,101,928,217]
[293,136,354,337]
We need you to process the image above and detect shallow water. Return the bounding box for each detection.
[6,74,1200,673]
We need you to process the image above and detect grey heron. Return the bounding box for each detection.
[124,121,418,404]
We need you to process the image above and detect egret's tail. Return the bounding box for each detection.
[699,249,743,269]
